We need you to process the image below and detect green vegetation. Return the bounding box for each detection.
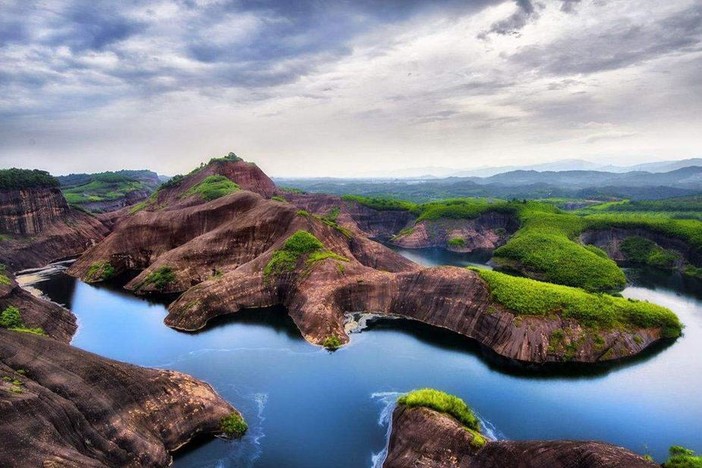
[264,230,347,277]
[415,198,516,222]
[477,269,682,337]
[142,266,177,290]
[271,195,286,202]
[220,412,248,438]
[85,261,116,283]
[207,152,243,165]
[448,237,465,248]
[160,174,185,190]
[664,446,702,468]
[322,335,342,350]
[60,171,159,207]
[621,237,680,269]
[0,306,46,336]
[0,168,59,190]
[342,195,417,212]
[0,306,23,329]
[0,264,11,286]
[398,388,480,432]
[184,175,240,201]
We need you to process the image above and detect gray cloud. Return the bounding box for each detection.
[479,0,543,38]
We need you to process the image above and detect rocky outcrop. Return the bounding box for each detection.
[580,227,701,267]
[0,329,237,467]
[288,193,416,241]
[0,187,69,235]
[0,188,109,271]
[392,212,518,252]
[384,405,656,468]
[0,269,76,342]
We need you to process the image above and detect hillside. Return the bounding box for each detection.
[58,169,163,213]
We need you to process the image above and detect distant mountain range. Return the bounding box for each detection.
[276,163,702,202]
[353,158,702,179]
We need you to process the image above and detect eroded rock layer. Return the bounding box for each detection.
[0,329,236,467]
[383,405,656,468]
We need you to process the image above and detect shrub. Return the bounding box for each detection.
[185,175,240,201]
[0,306,23,329]
[264,231,346,277]
[143,266,176,290]
[0,306,46,335]
[85,261,116,283]
[398,389,479,431]
[448,237,466,248]
[271,195,286,202]
[477,269,682,337]
[664,446,702,468]
[220,412,248,437]
[322,335,342,350]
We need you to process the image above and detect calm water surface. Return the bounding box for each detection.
[19,252,702,467]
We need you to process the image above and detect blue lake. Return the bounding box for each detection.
[20,251,702,467]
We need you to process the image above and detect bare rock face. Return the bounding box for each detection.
[0,329,237,467]
[0,270,76,343]
[384,405,657,468]
[392,213,519,252]
[0,187,69,235]
[0,188,109,271]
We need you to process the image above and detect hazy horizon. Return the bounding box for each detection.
[1,0,701,177]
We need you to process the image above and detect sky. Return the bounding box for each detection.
[0,0,701,177]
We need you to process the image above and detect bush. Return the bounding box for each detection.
[143,266,176,290]
[398,389,479,431]
[185,175,240,201]
[477,269,682,337]
[264,230,329,277]
[85,261,116,283]
[448,237,465,247]
[220,412,248,437]
[0,306,23,329]
[621,237,679,269]
[664,446,702,468]
[322,335,342,350]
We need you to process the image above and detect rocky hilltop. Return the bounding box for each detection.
[69,158,680,366]
[0,169,109,271]
[384,391,656,468]
[0,328,238,467]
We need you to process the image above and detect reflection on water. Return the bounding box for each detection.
[20,254,702,467]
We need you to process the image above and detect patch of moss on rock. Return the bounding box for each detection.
[85,261,116,283]
[185,175,240,201]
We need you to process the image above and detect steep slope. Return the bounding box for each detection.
[59,170,162,213]
[0,169,109,270]
[69,161,680,366]
[0,329,239,467]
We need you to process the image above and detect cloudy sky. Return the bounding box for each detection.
[1,0,701,177]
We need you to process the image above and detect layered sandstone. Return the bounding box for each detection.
[0,329,237,467]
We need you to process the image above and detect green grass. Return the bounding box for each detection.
[398,389,480,432]
[415,198,516,222]
[664,446,702,468]
[184,175,240,201]
[271,195,286,202]
[0,306,46,335]
[61,172,155,206]
[342,195,418,212]
[264,230,347,277]
[220,412,248,437]
[621,237,680,269]
[142,266,176,290]
[477,269,682,337]
[0,264,11,286]
[448,237,466,247]
[85,261,116,283]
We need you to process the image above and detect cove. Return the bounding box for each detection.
[18,251,702,467]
